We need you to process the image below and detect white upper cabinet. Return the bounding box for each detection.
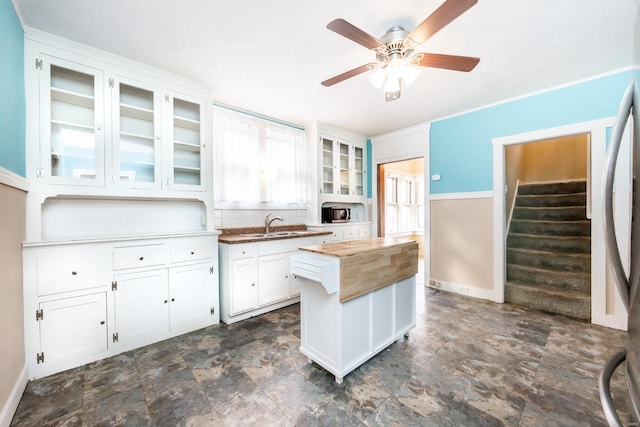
[319,134,366,201]
[27,37,212,196]
[39,55,105,186]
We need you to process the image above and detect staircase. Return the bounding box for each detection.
[505,180,591,320]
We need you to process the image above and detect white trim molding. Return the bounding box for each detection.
[0,167,29,192]
[492,117,627,329]
[429,191,492,201]
[0,364,28,427]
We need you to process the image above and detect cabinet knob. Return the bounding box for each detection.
[139,256,144,261]
[100,320,105,325]
[285,275,288,279]
[71,271,78,276]
[190,251,195,255]
[164,300,168,304]
[97,125,103,131]
[252,283,255,287]
[171,298,175,302]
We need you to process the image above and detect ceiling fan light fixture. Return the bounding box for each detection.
[368,66,386,89]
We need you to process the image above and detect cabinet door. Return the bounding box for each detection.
[39,293,108,367]
[112,269,168,349]
[288,251,302,297]
[337,141,350,195]
[230,258,258,315]
[165,90,206,191]
[111,75,162,189]
[169,263,215,334]
[320,136,335,195]
[39,55,105,186]
[258,253,291,306]
[353,145,364,196]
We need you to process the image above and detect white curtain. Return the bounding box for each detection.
[214,107,307,204]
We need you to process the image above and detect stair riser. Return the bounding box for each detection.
[507,249,590,273]
[506,264,590,293]
[507,234,590,254]
[509,220,590,236]
[505,285,590,320]
[518,181,587,195]
[516,193,587,207]
[512,206,587,221]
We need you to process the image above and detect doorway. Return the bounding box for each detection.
[377,158,425,263]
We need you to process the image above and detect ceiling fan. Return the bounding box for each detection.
[321,0,480,101]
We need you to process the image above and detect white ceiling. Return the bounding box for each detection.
[12,0,640,136]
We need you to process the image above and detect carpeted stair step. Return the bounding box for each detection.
[507,247,591,273]
[505,282,590,320]
[509,219,590,236]
[518,181,587,196]
[506,263,590,293]
[507,233,590,254]
[515,192,587,207]
[512,205,587,221]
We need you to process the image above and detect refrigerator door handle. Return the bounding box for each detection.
[599,349,626,427]
[603,82,635,312]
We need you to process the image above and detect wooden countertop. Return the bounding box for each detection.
[298,237,417,258]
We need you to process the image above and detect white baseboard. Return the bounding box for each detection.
[0,364,28,427]
[426,279,500,302]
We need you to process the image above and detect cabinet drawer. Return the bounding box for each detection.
[36,247,108,296]
[358,226,371,238]
[113,244,167,270]
[230,243,257,260]
[170,237,214,264]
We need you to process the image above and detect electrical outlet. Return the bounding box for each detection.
[459,286,469,294]
[428,280,441,288]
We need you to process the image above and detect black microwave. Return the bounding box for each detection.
[322,207,350,223]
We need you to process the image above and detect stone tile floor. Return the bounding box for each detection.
[11,287,629,426]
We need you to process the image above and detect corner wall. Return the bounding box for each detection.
[0,178,27,427]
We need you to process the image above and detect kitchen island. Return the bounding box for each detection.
[290,237,419,383]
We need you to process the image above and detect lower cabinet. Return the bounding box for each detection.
[219,236,320,324]
[23,232,220,379]
[37,293,108,369]
[311,223,373,242]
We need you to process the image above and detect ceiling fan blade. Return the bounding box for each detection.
[321,64,372,87]
[327,18,383,50]
[415,53,480,72]
[408,0,478,45]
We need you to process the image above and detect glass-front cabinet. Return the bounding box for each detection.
[40,56,105,186]
[319,134,366,199]
[112,76,162,189]
[168,92,204,189]
[34,53,208,193]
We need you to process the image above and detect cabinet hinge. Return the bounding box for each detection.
[36,352,44,364]
[36,167,42,177]
[35,309,43,321]
[209,266,214,275]
[111,281,117,291]
[210,307,215,315]
[165,94,170,102]
[112,332,119,343]
[108,78,114,88]
[35,58,42,70]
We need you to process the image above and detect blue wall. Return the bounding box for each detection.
[430,71,632,194]
[0,1,25,176]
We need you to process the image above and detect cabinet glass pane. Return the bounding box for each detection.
[354,146,363,196]
[173,98,201,186]
[322,138,333,194]
[50,65,97,179]
[338,142,349,195]
[118,83,156,183]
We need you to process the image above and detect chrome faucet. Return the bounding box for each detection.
[265,213,284,234]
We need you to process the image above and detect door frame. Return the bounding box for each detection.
[370,123,430,287]
[492,117,628,329]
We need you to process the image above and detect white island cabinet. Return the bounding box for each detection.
[291,237,418,383]
[23,232,220,379]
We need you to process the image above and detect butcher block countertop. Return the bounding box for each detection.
[298,237,417,258]
[299,237,419,303]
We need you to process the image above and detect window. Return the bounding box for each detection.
[214,107,307,205]
[385,172,424,235]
